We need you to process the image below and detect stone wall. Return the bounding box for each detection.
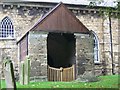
[0,4,43,79]
[118,18,120,75]
[111,18,119,74]
[0,5,42,40]
[28,31,47,81]
[75,33,95,79]
[0,40,18,79]
[76,14,119,75]
[0,2,119,79]
[0,49,2,78]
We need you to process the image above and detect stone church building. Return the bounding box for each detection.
[0,1,119,81]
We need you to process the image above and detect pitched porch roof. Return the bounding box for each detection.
[30,2,89,33]
[17,2,90,43]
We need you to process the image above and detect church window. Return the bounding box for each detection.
[92,31,100,63]
[0,17,14,39]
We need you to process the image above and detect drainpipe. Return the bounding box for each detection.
[108,13,115,75]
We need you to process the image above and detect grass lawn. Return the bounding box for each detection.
[1,75,119,89]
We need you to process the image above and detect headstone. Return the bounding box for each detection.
[3,59,16,90]
[24,57,30,84]
[19,56,30,85]
[19,61,24,85]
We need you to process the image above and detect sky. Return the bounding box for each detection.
[1,0,118,7]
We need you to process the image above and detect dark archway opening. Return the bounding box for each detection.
[47,32,76,68]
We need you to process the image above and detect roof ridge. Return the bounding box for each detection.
[17,2,90,43]
[30,2,63,31]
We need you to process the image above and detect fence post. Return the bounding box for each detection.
[60,67,63,81]
[73,65,75,80]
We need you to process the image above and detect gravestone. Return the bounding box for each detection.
[3,59,16,90]
[19,62,24,85]
[24,57,30,84]
[19,56,30,85]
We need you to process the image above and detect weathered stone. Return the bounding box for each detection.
[76,33,96,80]
[3,59,16,89]
[28,32,47,80]
[0,2,119,81]
[19,62,24,85]
[24,57,30,85]
[19,57,30,85]
[76,71,98,82]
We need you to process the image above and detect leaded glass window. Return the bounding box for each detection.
[92,31,100,63]
[0,17,14,39]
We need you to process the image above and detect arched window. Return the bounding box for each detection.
[0,16,14,39]
[92,31,100,63]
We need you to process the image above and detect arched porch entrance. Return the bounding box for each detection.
[47,32,76,81]
[18,2,91,82]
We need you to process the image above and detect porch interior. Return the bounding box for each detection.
[47,32,76,81]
